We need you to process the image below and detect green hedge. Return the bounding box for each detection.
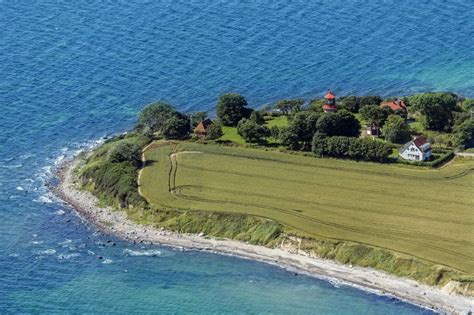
[312,136,392,162]
[396,149,454,168]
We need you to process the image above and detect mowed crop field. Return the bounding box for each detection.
[140,142,474,274]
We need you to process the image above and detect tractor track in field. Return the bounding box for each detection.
[175,186,474,248]
[167,154,474,265]
[202,150,474,182]
[176,184,474,227]
[139,143,474,271]
[178,164,474,209]
[173,190,474,264]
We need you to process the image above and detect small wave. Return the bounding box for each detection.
[37,249,56,255]
[328,279,342,288]
[102,258,113,264]
[55,209,65,215]
[31,240,44,245]
[58,239,72,246]
[34,195,53,204]
[8,253,19,258]
[0,164,22,169]
[123,249,162,257]
[16,186,24,191]
[19,153,34,160]
[57,253,80,260]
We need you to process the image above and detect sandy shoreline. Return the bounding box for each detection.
[53,155,473,314]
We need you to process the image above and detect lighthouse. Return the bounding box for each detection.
[322,90,337,113]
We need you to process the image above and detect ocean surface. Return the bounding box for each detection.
[1,0,472,313]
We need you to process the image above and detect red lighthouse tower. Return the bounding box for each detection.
[322,90,337,113]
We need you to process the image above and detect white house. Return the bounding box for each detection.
[399,136,432,161]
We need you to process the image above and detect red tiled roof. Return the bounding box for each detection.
[325,90,336,100]
[381,99,407,112]
[413,136,428,148]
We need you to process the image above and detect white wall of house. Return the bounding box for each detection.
[400,143,432,161]
[400,143,422,161]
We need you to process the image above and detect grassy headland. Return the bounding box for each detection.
[74,92,474,296]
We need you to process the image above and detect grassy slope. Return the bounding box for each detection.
[140,142,474,279]
[219,116,288,145]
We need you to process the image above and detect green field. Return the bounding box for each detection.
[140,142,474,274]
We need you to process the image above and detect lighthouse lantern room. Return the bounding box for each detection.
[322,90,337,113]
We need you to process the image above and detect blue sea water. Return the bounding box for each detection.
[1,0,472,313]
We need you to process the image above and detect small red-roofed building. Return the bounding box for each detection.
[381,99,407,116]
[322,90,337,112]
[399,136,432,161]
[193,119,213,138]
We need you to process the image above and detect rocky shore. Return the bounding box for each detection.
[53,155,474,315]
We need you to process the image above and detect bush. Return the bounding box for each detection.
[396,150,454,168]
[312,135,392,162]
[452,119,474,148]
[382,115,411,144]
[206,122,224,140]
[316,110,360,138]
[237,118,270,143]
[249,111,265,124]
[108,142,142,166]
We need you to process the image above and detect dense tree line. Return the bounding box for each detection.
[408,92,458,132]
[312,136,392,162]
[338,95,383,113]
[278,110,361,150]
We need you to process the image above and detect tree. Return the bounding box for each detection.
[462,98,474,111]
[359,95,383,107]
[316,110,360,137]
[279,127,300,150]
[381,115,411,144]
[339,96,360,113]
[139,102,177,132]
[206,122,224,140]
[359,105,392,129]
[216,93,249,126]
[274,99,305,115]
[277,111,321,151]
[189,112,208,128]
[269,125,280,139]
[308,99,324,113]
[108,142,142,166]
[237,119,269,143]
[452,119,474,148]
[249,111,265,124]
[408,92,458,131]
[161,113,190,139]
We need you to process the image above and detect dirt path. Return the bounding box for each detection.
[137,141,201,197]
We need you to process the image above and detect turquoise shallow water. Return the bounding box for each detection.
[1,0,472,313]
